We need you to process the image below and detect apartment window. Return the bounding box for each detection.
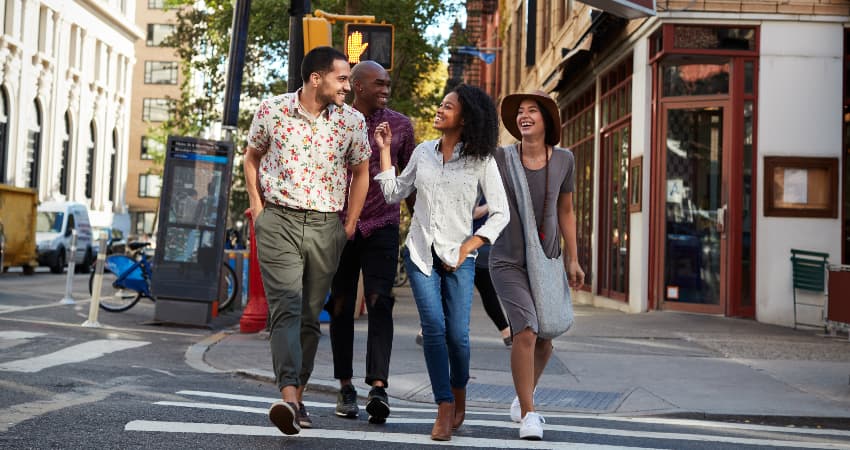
[143,98,173,122]
[148,0,166,8]
[133,212,157,236]
[144,61,178,84]
[141,136,164,160]
[139,173,162,198]
[26,101,42,189]
[540,0,551,51]
[0,89,8,184]
[525,0,536,66]
[85,121,96,199]
[563,86,595,289]
[513,6,522,89]
[147,24,175,46]
[59,112,72,196]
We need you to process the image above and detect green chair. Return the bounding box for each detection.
[791,249,828,330]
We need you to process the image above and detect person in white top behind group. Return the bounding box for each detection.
[372,84,509,442]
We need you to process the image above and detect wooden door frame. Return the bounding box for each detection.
[652,100,732,315]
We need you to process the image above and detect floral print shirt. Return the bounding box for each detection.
[247,90,371,212]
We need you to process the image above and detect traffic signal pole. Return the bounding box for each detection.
[222,0,252,139]
[288,0,310,92]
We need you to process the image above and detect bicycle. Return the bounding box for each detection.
[88,241,238,313]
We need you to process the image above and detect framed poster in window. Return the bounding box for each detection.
[763,156,838,218]
[629,155,643,213]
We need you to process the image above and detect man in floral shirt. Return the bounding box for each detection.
[325,60,415,425]
[244,47,371,436]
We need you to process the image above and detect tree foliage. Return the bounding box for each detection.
[155,0,459,225]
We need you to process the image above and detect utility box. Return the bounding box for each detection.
[151,136,233,326]
[0,185,37,274]
[827,265,850,325]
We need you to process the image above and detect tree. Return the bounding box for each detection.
[155,0,459,225]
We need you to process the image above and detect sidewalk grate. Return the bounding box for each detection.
[466,383,624,412]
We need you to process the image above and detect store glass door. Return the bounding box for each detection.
[661,103,730,313]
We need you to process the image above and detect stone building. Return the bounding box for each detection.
[0,0,141,224]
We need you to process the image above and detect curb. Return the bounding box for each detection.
[184,331,231,374]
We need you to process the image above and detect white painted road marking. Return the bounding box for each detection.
[0,331,48,339]
[175,390,850,439]
[152,399,850,449]
[126,420,659,449]
[0,339,150,373]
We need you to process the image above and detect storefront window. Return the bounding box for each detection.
[599,58,633,300]
[673,26,755,51]
[564,86,595,289]
[663,62,730,97]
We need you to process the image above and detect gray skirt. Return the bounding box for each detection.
[490,263,537,336]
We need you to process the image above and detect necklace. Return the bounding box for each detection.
[518,143,550,242]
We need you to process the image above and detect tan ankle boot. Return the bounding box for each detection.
[451,388,466,429]
[430,401,454,441]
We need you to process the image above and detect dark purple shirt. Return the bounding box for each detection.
[340,107,415,237]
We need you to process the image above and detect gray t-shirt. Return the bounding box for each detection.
[490,144,575,267]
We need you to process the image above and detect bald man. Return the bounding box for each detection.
[325,60,415,424]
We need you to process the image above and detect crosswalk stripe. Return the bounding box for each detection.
[153,400,849,449]
[0,339,150,373]
[175,390,850,438]
[126,420,658,449]
[0,331,47,339]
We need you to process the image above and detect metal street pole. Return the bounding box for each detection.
[222,0,252,140]
[288,0,310,92]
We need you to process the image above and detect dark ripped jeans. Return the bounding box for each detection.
[326,224,399,387]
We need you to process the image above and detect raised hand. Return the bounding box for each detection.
[347,31,369,64]
[374,121,392,151]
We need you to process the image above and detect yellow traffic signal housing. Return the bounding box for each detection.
[343,23,394,69]
[303,16,332,55]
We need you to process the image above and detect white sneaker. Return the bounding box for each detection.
[509,396,521,423]
[519,412,545,440]
[510,388,536,423]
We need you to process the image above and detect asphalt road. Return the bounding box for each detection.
[1,269,849,449]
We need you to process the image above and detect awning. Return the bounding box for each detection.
[580,0,656,19]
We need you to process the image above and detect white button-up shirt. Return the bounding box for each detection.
[375,138,509,276]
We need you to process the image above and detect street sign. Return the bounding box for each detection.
[344,23,393,69]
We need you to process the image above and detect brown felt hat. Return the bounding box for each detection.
[500,90,561,146]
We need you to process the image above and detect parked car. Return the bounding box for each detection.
[35,202,94,274]
[92,226,127,255]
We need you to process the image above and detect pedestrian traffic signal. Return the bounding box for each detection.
[344,23,394,69]
[303,16,332,55]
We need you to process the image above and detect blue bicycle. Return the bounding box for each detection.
[88,241,238,313]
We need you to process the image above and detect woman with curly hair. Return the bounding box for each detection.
[373,84,509,441]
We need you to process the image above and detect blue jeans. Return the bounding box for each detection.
[404,248,475,404]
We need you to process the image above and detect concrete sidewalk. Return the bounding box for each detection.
[203,285,850,426]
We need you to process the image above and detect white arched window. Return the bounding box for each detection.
[0,89,8,184]
[60,112,72,196]
[26,101,42,189]
[109,129,118,202]
[85,121,96,199]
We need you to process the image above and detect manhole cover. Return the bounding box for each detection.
[466,383,623,412]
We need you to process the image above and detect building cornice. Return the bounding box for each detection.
[78,0,145,40]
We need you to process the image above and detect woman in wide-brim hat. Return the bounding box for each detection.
[489,90,585,441]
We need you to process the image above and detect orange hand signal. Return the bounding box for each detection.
[346,31,369,63]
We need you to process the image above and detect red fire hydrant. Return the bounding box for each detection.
[239,208,268,333]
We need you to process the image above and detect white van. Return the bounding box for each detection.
[35,202,94,273]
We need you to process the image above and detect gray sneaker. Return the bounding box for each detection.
[335,384,359,418]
